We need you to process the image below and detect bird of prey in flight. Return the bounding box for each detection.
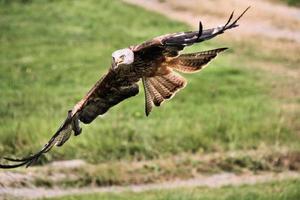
[0,7,249,168]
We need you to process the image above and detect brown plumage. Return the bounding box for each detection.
[170,48,228,73]
[143,72,187,116]
[0,7,249,168]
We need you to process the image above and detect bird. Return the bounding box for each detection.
[0,7,250,168]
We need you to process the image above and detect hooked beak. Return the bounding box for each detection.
[111,62,117,70]
[111,58,124,71]
[111,57,118,70]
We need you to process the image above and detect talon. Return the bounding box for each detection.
[72,113,82,136]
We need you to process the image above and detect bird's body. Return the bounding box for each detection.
[0,7,250,168]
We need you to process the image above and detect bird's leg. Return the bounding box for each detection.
[71,111,82,136]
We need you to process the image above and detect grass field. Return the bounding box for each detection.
[0,0,299,164]
[283,0,300,6]
[42,179,300,200]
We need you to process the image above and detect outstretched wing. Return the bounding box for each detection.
[132,7,250,56]
[75,70,139,124]
[133,8,250,116]
[0,111,74,168]
[0,69,139,168]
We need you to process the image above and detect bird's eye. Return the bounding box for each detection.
[120,55,125,61]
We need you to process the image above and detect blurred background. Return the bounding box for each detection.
[0,0,299,199]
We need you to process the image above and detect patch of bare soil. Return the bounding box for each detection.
[1,171,299,199]
[1,149,299,188]
[1,149,300,199]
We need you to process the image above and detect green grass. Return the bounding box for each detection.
[8,150,296,189]
[283,0,300,6]
[0,0,299,164]
[42,179,300,200]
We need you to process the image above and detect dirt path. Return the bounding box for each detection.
[1,150,300,199]
[1,171,299,199]
[124,0,300,42]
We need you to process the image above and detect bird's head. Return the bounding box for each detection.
[111,48,134,70]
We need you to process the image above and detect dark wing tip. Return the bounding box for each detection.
[218,47,229,52]
[0,162,27,169]
[196,21,203,40]
[214,6,250,34]
[0,111,74,169]
[0,151,44,169]
[224,10,235,28]
[233,6,251,24]
[4,156,33,162]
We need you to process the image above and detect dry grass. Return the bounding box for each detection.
[2,148,300,188]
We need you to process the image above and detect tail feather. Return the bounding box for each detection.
[155,76,179,93]
[143,77,164,107]
[142,72,186,116]
[142,77,154,116]
[170,48,227,73]
[149,78,173,99]
[162,72,187,87]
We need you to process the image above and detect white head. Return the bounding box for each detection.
[111,48,134,70]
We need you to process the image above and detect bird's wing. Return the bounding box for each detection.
[0,69,139,168]
[132,7,250,55]
[74,70,139,124]
[134,7,250,116]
